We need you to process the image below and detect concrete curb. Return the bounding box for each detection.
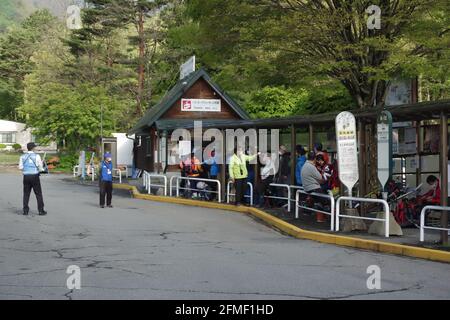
[114,183,450,264]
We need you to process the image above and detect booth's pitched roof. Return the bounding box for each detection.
[148,99,450,131]
[129,69,250,135]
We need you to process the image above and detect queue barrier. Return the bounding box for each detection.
[175,176,222,203]
[266,183,292,212]
[420,205,450,242]
[227,181,254,206]
[295,189,335,231]
[113,169,123,184]
[169,175,178,197]
[336,196,390,238]
[73,165,96,182]
[143,171,168,196]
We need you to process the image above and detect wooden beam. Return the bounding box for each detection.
[290,124,296,185]
[440,112,448,244]
[220,129,226,203]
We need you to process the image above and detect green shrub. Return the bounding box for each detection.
[57,152,79,171]
[12,143,22,151]
[0,144,6,149]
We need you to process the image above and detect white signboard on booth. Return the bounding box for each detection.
[335,111,359,193]
[180,56,196,80]
[181,99,221,112]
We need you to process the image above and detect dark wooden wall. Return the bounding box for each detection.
[136,77,246,172]
[161,78,242,120]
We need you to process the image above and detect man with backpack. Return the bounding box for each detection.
[179,151,202,198]
[18,142,47,216]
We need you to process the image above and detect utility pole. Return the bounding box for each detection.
[101,104,104,139]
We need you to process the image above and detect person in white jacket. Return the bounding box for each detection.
[18,142,46,216]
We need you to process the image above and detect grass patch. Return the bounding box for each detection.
[0,152,21,165]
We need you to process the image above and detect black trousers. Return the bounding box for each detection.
[234,178,247,205]
[308,188,328,206]
[100,181,113,206]
[257,176,274,205]
[23,174,44,212]
[209,175,218,199]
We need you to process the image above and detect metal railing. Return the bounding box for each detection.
[295,189,335,231]
[73,165,96,182]
[143,172,168,196]
[335,196,390,238]
[227,181,254,206]
[266,183,292,212]
[420,205,450,242]
[175,176,222,203]
[169,175,178,197]
[113,168,124,184]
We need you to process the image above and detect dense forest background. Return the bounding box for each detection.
[0,0,448,150]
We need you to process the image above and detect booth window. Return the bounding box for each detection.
[145,136,152,157]
[0,132,15,143]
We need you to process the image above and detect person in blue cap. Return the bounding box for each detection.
[99,152,113,208]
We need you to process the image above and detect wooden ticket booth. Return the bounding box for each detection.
[129,68,250,174]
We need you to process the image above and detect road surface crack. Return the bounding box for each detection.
[64,289,74,300]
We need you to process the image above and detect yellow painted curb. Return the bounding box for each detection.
[115,183,450,264]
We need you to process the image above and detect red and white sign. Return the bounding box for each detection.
[181,99,221,112]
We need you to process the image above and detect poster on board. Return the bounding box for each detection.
[377,111,393,190]
[335,111,359,193]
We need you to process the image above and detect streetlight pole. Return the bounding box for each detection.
[101,104,104,139]
[100,104,104,158]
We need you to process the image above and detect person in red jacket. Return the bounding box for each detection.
[418,175,441,205]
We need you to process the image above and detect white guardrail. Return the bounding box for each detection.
[295,189,335,231]
[169,175,178,197]
[227,181,254,206]
[113,168,124,184]
[174,176,222,203]
[420,205,450,242]
[142,172,168,196]
[73,165,96,182]
[336,196,390,238]
[267,183,292,212]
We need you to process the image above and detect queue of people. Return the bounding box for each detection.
[176,142,338,210]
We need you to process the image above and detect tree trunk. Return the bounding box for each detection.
[348,79,389,197]
[136,10,145,117]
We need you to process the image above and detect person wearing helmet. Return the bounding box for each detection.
[314,142,330,164]
[179,149,203,198]
[19,142,47,215]
[99,152,114,208]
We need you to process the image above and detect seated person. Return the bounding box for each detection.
[417,175,441,206]
[179,152,203,198]
[315,154,332,192]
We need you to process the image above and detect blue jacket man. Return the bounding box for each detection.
[295,145,307,186]
[99,153,113,208]
[203,150,219,178]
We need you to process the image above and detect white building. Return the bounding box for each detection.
[0,119,57,152]
[112,133,134,167]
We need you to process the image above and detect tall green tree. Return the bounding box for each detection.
[0,10,57,120]
[187,0,449,109]
[16,8,132,150]
[81,0,171,117]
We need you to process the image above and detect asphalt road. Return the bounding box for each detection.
[0,173,449,300]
